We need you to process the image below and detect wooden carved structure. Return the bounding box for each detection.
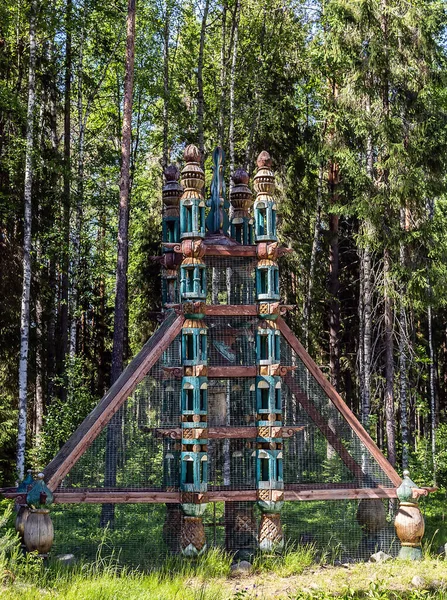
[2,144,435,560]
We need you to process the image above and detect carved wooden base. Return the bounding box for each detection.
[163,504,184,553]
[23,509,54,555]
[181,516,207,557]
[259,512,284,553]
[225,502,257,553]
[395,501,425,561]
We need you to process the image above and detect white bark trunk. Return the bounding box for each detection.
[17,0,37,481]
[228,0,240,186]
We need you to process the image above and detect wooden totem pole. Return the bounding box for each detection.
[253,151,284,552]
[394,470,427,560]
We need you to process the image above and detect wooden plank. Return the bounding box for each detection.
[205,305,258,316]
[48,487,397,504]
[208,366,257,377]
[205,245,257,257]
[284,373,366,482]
[284,488,398,501]
[153,425,305,440]
[277,317,402,487]
[43,311,184,491]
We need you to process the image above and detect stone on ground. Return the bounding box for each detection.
[369,551,392,563]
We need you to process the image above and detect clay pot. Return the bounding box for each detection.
[394,502,425,547]
[356,499,387,533]
[23,508,54,555]
[15,505,30,540]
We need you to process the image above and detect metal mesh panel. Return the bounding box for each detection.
[50,500,398,566]
[207,316,256,366]
[206,256,256,304]
[51,314,398,564]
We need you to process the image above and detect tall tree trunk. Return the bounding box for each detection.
[427,198,437,484]
[328,160,340,391]
[197,0,209,157]
[302,163,323,352]
[362,133,374,427]
[161,0,170,168]
[69,32,85,358]
[101,0,136,527]
[17,0,37,480]
[228,0,240,182]
[384,247,396,466]
[218,2,227,147]
[60,0,72,392]
[399,209,409,469]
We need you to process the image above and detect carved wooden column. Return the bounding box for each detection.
[254,151,284,553]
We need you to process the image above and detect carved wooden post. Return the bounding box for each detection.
[178,145,208,557]
[23,472,54,557]
[254,152,284,553]
[394,470,428,560]
[356,498,387,555]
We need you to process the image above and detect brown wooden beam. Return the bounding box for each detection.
[277,317,402,487]
[208,366,257,377]
[205,245,257,257]
[46,487,397,504]
[43,311,185,492]
[153,425,305,440]
[284,488,398,501]
[206,305,258,316]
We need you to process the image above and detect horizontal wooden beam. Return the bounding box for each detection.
[153,426,305,440]
[43,311,185,492]
[205,305,258,316]
[277,317,402,488]
[284,488,398,501]
[208,366,257,377]
[39,486,398,504]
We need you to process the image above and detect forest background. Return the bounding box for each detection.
[1,0,447,490]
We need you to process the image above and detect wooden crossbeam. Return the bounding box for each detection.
[43,311,185,491]
[152,426,305,440]
[17,486,397,504]
[277,317,402,487]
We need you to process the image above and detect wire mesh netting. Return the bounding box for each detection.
[52,315,399,564]
[50,499,398,567]
[206,257,256,305]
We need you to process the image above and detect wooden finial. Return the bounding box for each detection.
[184,144,201,164]
[164,164,180,182]
[232,168,249,186]
[257,151,272,169]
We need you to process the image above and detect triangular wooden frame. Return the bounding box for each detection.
[38,307,401,495]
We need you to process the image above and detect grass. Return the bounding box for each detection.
[2,495,447,599]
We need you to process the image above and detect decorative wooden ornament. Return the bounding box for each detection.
[394,470,427,560]
[23,473,54,556]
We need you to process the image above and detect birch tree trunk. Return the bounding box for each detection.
[228,0,240,183]
[218,2,227,147]
[162,0,170,168]
[399,209,409,469]
[302,164,323,352]
[101,0,136,527]
[60,0,72,389]
[17,0,37,480]
[328,160,340,391]
[384,247,396,466]
[197,0,209,158]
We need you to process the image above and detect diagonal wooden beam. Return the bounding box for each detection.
[43,311,184,491]
[284,374,365,482]
[278,317,401,487]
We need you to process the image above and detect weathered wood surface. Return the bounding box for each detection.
[153,425,305,439]
[43,311,184,491]
[208,366,257,377]
[206,305,258,316]
[277,317,402,487]
[42,486,397,504]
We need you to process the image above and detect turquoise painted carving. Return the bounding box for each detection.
[206,147,229,234]
[26,473,54,509]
